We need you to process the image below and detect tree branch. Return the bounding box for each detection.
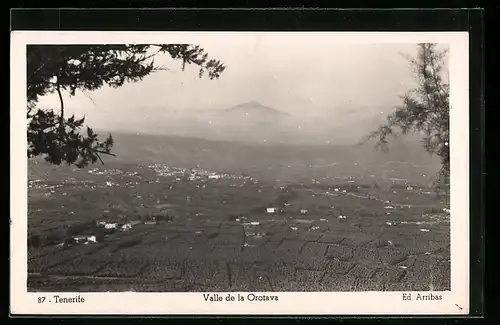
[94,152,105,165]
[92,149,116,157]
[56,76,65,129]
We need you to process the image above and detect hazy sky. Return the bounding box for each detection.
[35,37,445,132]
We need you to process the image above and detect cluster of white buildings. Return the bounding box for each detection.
[148,164,188,178]
[147,164,255,183]
[87,168,124,176]
[28,180,62,190]
[98,221,135,231]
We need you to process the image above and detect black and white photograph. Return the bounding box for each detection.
[11,31,470,315]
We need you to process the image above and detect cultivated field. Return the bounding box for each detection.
[26,148,450,292]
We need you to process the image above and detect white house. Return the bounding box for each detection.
[104,223,118,229]
[73,236,87,244]
[266,207,276,213]
[300,209,308,215]
[87,235,97,243]
[121,224,132,231]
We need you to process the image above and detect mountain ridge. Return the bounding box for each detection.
[221,101,291,117]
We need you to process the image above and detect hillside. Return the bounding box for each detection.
[83,131,441,185]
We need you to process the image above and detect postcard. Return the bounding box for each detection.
[11,30,469,315]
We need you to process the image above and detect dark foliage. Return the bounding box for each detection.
[362,43,450,196]
[27,44,226,168]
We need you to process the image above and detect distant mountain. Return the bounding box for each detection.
[197,101,294,143]
[98,102,415,146]
[221,101,290,119]
[213,101,291,127]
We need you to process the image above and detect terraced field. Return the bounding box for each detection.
[27,161,449,292]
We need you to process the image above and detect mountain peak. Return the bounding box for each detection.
[224,101,289,116]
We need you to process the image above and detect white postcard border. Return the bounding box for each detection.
[10,31,469,315]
